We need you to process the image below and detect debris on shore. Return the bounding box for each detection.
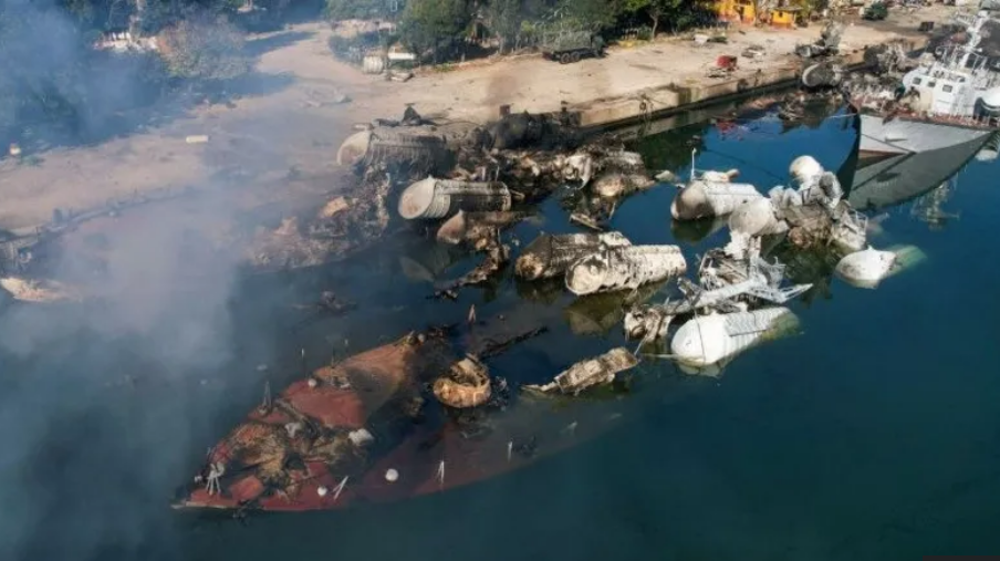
[0,276,82,303]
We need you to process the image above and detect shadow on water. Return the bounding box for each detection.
[5,104,1000,560]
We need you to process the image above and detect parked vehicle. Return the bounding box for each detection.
[541,31,606,64]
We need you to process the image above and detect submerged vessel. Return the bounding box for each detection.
[848,9,1000,159]
[173,330,712,512]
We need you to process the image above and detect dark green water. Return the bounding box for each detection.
[3,107,999,560]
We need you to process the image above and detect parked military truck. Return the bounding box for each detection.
[541,31,606,64]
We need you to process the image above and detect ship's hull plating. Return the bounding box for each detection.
[857,113,994,156]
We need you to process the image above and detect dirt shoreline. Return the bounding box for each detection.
[0,5,953,233]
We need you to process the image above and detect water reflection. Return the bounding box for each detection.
[844,135,986,212]
[669,215,728,244]
[911,181,960,230]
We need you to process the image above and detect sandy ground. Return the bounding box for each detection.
[0,3,955,232]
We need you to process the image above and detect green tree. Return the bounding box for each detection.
[483,0,521,53]
[398,0,471,63]
[558,0,620,31]
[158,11,252,80]
[621,0,708,37]
[324,0,390,21]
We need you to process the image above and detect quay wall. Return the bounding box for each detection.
[574,35,930,133]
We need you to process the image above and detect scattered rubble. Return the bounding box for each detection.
[564,282,663,337]
[436,211,525,246]
[565,245,687,296]
[515,231,631,281]
[801,61,845,90]
[624,253,811,343]
[433,355,492,409]
[247,217,344,273]
[433,230,510,299]
[0,276,82,303]
[523,348,638,396]
[165,27,950,510]
[796,21,844,59]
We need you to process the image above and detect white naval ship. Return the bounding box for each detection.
[848,9,1000,159]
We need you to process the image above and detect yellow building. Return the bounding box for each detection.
[770,6,802,27]
[712,0,757,24]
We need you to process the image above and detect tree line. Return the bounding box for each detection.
[0,0,303,151]
[327,0,716,60]
[1,0,712,150]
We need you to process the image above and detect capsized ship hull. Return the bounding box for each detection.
[174,332,709,512]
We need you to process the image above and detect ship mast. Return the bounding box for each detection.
[958,10,988,69]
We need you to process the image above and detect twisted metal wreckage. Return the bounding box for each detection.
[0,51,926,510]
[171,99,924,511]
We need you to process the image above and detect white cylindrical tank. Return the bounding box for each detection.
[670,180,763,220]
[336,129,372,166]
[789,155,823,186]
[362,54,386,74]
[398,177,512,220]
[977,86,1000,116]
[670,307,799,367]
[700,169,739,182]
[834,247,896,288]
[565,245,687,296]
[729,197,787,236]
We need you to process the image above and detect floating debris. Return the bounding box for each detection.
[625,255,811,343]
[565,282,663,337]
[729,197,788,237]
[433,231,510,298]
[523,348,638,396]
[565,245,687,296]
[318,196,350,220]
[834,245,925,289]
[433,355,492,409]
[591,172,656,199]
[515,231,631,281]
[671,308,800,367]
[436,211,525,247]
[671,180,764,221]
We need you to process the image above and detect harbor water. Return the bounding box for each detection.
[2,106,1000,560]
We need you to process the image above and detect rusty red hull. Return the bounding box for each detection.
[174,332,637,512]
